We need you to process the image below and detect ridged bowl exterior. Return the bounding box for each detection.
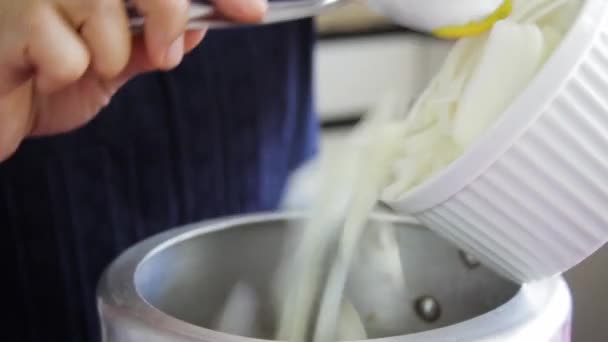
[390,0,608,283]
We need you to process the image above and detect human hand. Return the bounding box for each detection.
[0,0,267,162]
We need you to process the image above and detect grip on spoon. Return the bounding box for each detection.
[127,0,345,32]
[127,0,214,32]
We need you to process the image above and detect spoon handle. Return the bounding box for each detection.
[127,0,345,32]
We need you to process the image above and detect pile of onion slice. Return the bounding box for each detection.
[383,0,582,201]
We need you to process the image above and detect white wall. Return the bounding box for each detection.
[315,34,451,121]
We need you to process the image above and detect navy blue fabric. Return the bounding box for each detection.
[1,20,318,342]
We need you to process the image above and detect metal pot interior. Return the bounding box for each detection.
[134,216,520,339]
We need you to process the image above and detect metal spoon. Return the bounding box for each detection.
[127,0,347,32]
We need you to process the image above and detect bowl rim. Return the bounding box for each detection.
[97,212,571,342]
[387,0,608,213]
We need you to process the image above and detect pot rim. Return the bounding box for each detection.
[97,212,571,342]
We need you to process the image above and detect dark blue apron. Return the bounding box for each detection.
[0,20,318,342]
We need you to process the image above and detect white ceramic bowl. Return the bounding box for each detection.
[388,0,608,283]
[368,0,506,33]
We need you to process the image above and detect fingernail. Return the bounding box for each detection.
[164,36,184,69]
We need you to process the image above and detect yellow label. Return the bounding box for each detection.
[432,0,513,39]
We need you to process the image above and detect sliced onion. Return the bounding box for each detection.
[452,20,545,147]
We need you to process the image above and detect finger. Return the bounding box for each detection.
[29,71,112,137]
[0,0,31,95]
[77,0,131,79]
[167,34,185,69]
[184,29,207,53]
[0,63,33,97]
[26,4,90,94]
[0,82,34,162]
[131,0,190,69]
[107,28,206,91]
[98,27,206,102]
[213,0,267,23]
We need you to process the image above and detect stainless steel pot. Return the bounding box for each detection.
[97,213,572,342]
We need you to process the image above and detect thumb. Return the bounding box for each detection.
[213,0,267,23]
